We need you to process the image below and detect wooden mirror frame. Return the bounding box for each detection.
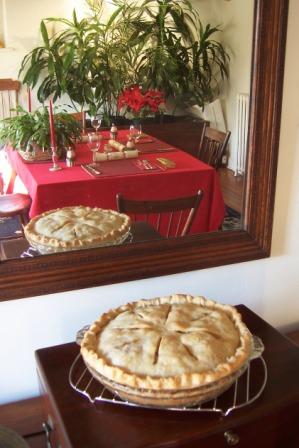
[0,0,289,302]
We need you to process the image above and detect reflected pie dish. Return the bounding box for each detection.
[81,294,252,407]
[24,205,131,254]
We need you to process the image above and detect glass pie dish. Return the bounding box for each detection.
[83,359,250,408]
[80,295,254,408]
[24,206,131,254]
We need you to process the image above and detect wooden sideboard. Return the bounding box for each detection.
[142,116,206,158]
[35,305,299,448]
[90,116,205,158]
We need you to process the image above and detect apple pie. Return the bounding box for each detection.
[81,294,252,407]
[24,205,131,254]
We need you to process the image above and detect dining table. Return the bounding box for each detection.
[6,130,225,236]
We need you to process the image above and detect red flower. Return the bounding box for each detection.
[117,85,165,116]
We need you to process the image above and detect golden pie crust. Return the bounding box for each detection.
[81,295,252,406]
[24,205,131,254]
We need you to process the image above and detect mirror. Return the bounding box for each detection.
[0,0,289,301]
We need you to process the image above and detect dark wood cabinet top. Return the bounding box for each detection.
[35,305,299,448]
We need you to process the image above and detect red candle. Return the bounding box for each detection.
[49,99,56,148]
[27,87,31,112]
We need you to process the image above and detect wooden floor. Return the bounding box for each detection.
[218,167,244,214]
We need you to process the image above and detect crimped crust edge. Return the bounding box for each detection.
[80,294,252,390]
[24,205,131,249]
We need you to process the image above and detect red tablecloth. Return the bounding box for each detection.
[7,131,225,234]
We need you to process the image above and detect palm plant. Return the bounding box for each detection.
[19,10,103,111]
[18,1,134,121]
[18,0,229,120]
[116,0,229,108]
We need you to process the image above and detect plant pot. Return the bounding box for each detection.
[18,143,63,163]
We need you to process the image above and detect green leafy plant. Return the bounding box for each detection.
[18,0,229,120]
[0,107,81,151]
[18,2,130,121]
[117,0,229,108]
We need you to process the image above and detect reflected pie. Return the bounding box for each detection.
[24,205,131,254]
[81,294,252,407]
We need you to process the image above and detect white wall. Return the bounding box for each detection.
[0,0,4,47]
[189,0,253,170]
[0,0,91,108]
[0,0,299,405]
[220,1,253,171]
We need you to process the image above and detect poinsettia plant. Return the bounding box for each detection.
[117,85,165,119]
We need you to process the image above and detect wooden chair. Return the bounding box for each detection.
[0,78,20,120]
[116,190,203,237]
[197,124,231,170]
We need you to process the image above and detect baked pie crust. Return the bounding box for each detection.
[81,294,252,406]
[24,205,131,254]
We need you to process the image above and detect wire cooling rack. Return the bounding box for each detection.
[70,333,267,417]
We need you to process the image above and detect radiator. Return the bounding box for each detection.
[235,93,249,175]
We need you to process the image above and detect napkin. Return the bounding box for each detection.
[156,157,176,169]
[94,150,138,162]
[108,139,126,151]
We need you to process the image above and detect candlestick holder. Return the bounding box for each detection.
[49,145,62,171]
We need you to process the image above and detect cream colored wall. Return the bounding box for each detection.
[0,0,4,46]
[220,1,253,171]
[0,0,75,109]
[191,0,253,170]
[0,0,133,108]
[0,0,299,405]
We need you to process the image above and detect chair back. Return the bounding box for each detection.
[116,190,203,237]
[0,79,20,120]
[197,124,231,169]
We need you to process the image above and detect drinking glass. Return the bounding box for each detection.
[88,132,102,162]
[91,114,102,134]
[129,122,142,142]
[136,123,143,141]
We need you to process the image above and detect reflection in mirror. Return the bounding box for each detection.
[0,0,289,302]
[0,0,254,261]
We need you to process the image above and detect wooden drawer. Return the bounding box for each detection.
[38,375,69,448]
[178,403,299,448]
[38,395,299,448]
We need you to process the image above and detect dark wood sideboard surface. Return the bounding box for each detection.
[35,305,299,448]
[142,117,206,158]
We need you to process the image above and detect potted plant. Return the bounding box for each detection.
[18,3,130,123]
[18,0,229,122]
[117,85,165,126]
[0,106,81,161]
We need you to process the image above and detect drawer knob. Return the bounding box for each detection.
[224,430,240,445]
